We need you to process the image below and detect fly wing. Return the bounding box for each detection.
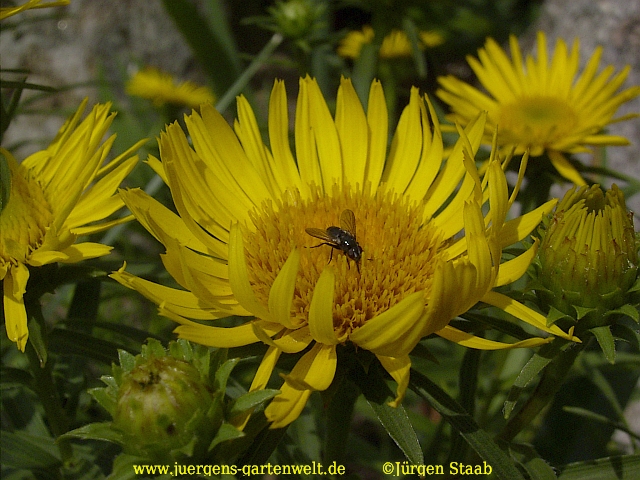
[340,209,357,238]
[305,228,335,243]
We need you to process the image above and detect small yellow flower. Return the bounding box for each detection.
[1,99,145,351]
[338,25,444,59]
[112,77,577,428]
[437,31,640,185]
[0,0,69,20]
[126,67,216,109]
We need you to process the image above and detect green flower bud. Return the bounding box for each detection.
[537,184,638,330]
[112,355,215,459]
[268,0,324,41]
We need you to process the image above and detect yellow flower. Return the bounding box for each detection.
[436,31,640,185]
[126,67,216,109]
[1,99,145,351]
[338,25,444,59]
[111,76,577,428]
[0,0,69,20]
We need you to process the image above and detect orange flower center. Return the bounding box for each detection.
[242,184,446,337]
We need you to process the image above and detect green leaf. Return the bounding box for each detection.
[47,328,124,364]
[0,367,34,389]
[67,279,101,324]
[228,389,281,418]
[88,386,117,417]
[590,326,616,364]
[614,304,640,322]
[503,338,566,418]
[557,454,640,480]
[27,317,48,367]
[356,364,424,466]
[410,369,525,480]
[0,430,61,469]
[161,0,241,100]
[214,358,239,392]
[209,423,245,451]
[61,422,124,445]
[323,376,360,465]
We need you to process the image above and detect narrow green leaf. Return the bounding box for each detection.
[209,423,245,451]
[47,329,123,364]
[590,326,616,364]
[214,358,239,392]
[356,364,424,465]
[323,376,360,465]
[410,369,525,480]
[370,401,424,466]
[0,367,34,389]
[61,422,124,445]
[557,454,640,480]
[0,430,61,469]
[228,389,280,418]
[161,0,241,98]
[522,457,557,480]
[352,43,378,109]
[503,338,567,418]
[67,279,101,324]
[27,317,48,367]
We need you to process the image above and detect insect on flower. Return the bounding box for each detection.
[306,209,363,271]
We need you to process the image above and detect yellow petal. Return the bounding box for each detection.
[382,87,423,194]
[267,80,305,195]
[548,150,586,186]
[28,243,112,266]
[175,319,283,348]
[308,267,341,344]
[305,77,343,190]
[336,77,368,187]
[500,199,557,249]
[376,354,411,408]
[228,224,272,321]
[365,80,388,192]
[281,342,337,391]
[436,325,553,349]
[2,264,30,351]
[268,249,300,329]
[349,290,426,356]
[111,267,234,320]
[265,383,313,429]
[481,290,579,341]
[495,239,539,287]
[252,325,312,353]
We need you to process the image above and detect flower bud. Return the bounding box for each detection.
[537,184,638,330]
[267,0,325,43]
[112,355,215,459]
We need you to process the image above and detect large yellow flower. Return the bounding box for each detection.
[436,31,640,185]
[1,99,145,351]
[111,76,577,428]
[126,67,216,109]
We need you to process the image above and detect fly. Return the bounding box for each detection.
[306,209,363,271]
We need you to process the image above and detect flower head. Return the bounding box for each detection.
[1,99,145,351]
[112,77,577,428]
[338,25,444,59]
[126,67,216,109]
[536,184,638,328]
[436,31,640,185]
[0,0,69,21]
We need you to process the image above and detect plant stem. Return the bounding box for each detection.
[26,342,74,462]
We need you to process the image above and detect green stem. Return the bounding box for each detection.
[26,342,74,462]
[497,339,588,443]
[215,32,284,113]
